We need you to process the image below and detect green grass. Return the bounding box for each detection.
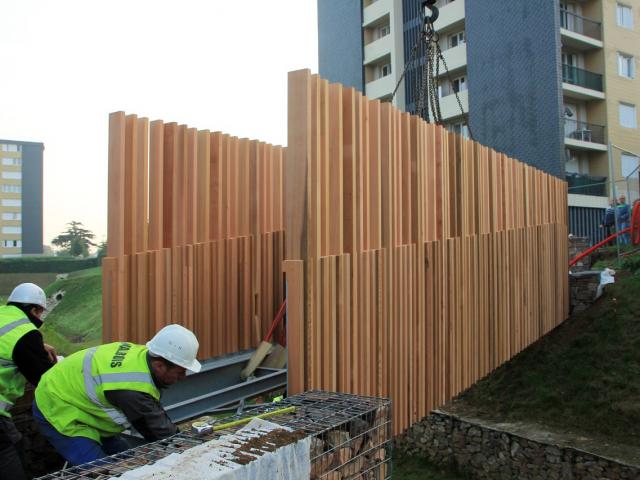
[40,267,102,356]
[458,256,640,448]
[393,454,465,479]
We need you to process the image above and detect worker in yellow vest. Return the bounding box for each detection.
[33,324,201,466]
[0,283,57,480]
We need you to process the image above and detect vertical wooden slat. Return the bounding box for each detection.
[284,260,305,394]
[148,120,164,250]
[135,118,149,253]
[196,130,211,243]
[124,114,138,255]
[107,112,126,257]
[163,123,177,248]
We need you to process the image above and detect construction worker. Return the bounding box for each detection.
[616,194,631,245]
[0,283,57,480]
[32,324,201,466]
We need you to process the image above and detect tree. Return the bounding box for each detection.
[97,240,107,259]
[51,221,96,257]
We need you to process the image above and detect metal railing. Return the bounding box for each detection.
[560,9,602,40]
[567,144,640,263]
[563,118,605,144]
[562,64,603,91]
[566,172,608,197]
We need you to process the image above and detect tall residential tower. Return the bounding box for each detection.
[0,139,44,257]
[318,0,640,240]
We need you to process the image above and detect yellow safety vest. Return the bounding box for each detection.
[35,342,160,442]
[0,305,37,418]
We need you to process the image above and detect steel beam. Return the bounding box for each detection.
[160,350,287,423]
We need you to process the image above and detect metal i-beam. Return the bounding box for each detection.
[160,350,287,423]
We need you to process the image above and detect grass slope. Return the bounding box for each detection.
[393,454,465,479]
[40,267,102,355]
[0,273,59,295]
[457,261,640,450]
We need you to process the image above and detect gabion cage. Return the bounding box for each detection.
[35,391,392,479]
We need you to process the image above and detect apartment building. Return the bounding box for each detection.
[0,139,44,257]
[318,0,640,241]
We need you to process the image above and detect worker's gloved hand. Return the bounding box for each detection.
[43,343,58,364]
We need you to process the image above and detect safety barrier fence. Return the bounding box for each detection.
[284,70,569,434]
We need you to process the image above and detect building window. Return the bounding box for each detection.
[452,75,467,93]
[0,144,20,152]
[2,226,21,234]
[378,63,391,78]
[1,171,21,180]
[448,31,465,49]
[2,240,21,248]
[1,199,21,207]
[377,24,390,39]
[1,184,21,193]
[1,212,21,220]
[618,52,635,78]
[619,102,637,128]
[617,3,633,29]
[1,158,21,166]
[621,153,639,177]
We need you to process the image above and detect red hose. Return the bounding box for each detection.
[569,228,631,267]
[632,201,640,245]
[263,299,287,342]
[569,201,640,267]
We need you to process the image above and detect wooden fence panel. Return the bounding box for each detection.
[285,70,569,434]
[104,113,286,357]
[105,70,569,437]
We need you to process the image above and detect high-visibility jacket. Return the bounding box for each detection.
[35,342,160,442]
[0,305,37,418]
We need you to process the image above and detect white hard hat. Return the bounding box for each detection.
[8,283,46,309]
[146,324,201,373]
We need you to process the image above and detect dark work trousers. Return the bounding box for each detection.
[0,416,27,480]
[603,224,614,245]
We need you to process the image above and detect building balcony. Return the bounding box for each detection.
[437,43,467,76]
[566,172,607,198]
[365,73,395,100]
[563,118,607,151]
[364,33,392,65]
[562,64,605,101]
[440,89,468,120]
[433,0,465,33]
[363,0,392,27]
[560,10,603,50]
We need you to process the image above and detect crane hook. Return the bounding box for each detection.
[422,0,439,25]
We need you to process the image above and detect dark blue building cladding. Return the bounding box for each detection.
[20,142,43,254]
[465,1,565,178]
[402,0,422,115]
[569,206,606,245]
[317,0,364,91]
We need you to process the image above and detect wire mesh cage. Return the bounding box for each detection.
[35,390,392,479]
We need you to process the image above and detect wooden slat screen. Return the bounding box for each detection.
[104,69,569,436]
[103,113,285,358]
[284,70,569,435]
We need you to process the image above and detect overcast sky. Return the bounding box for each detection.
[0,0,318,246]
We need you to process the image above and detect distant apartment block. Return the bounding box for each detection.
[0,139,44,257]
[318,0,640,240]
